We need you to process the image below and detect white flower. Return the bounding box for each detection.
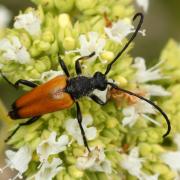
[105,20,133,43]
[161,134,180,179]
[161,152,180,172]
[0,36,31,64]
[133,57,164,83]
[122,100,160,127]
[33,158,63,180]
[66,32,106,61]
[0,5,11,29]
[121,147,144,179]
[142,85,171,97]
[93,87,109,103]
[136,0,149,12]
[76,146,112,174]
[65,114,97,146]
[121,147,158,179]
[0,145,32,180]
[37,132,69,162]
[14,12,41,36]
[105,19,146,44]
[40,70,64,82]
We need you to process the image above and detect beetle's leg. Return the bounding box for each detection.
[75,52,95,75]
[5,116,40,142]
[15,79,37,88]
[58,54,70,77]
[75,102,91,152]
[1,71,37,89]
[90,94,107,105]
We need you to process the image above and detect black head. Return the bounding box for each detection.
[93,72,107,91]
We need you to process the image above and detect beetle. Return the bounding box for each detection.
[1,13,171,152]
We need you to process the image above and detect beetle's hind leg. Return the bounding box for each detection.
[5,116,40,142]
[0,70,37,89]
[75,52,95,75]
[75,102,91,152]
[15,79,37,88]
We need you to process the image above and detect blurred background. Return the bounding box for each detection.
[0,0,180,178]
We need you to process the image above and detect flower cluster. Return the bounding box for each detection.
[1,0,180,179]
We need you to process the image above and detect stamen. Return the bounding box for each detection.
[142,114,161,126]
[38,161,43,169]
[0,163,10,173]
[9,172,22,180]
[132,29,146,36]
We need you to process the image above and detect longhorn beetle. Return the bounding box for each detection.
[1,13,171,152]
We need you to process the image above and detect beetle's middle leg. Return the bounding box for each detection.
[5,116,41,142]
[75,102,91,152]
[90,94,107,105]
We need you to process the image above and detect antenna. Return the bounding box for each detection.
[104,13,144,75]
[108,82,171,137]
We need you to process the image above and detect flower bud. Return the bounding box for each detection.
[68,165,84,178]
[38,41,51,51]
[63,37,75,50]
[75,0,97,11]
[114,75,128,87]
[137,132,147,142]
[100,51,114,62]
[66,156,76,164]
[139,143,152,156]
[58,14,72,28]
[147,130,161,144]
[73,148,84,156]
[29,69,41,78]
[42,31,54,43]
[35,61,47,73]
[153,164,170,175]
[54,0,74,13]
[106,117,118,129]
[19,32,31,48]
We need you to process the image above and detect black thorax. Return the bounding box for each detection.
[65,72,107,99]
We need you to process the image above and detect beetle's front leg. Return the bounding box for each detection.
[75,52,95,75]
[58,54,70,77]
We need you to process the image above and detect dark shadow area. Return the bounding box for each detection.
[132,0,180,62]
